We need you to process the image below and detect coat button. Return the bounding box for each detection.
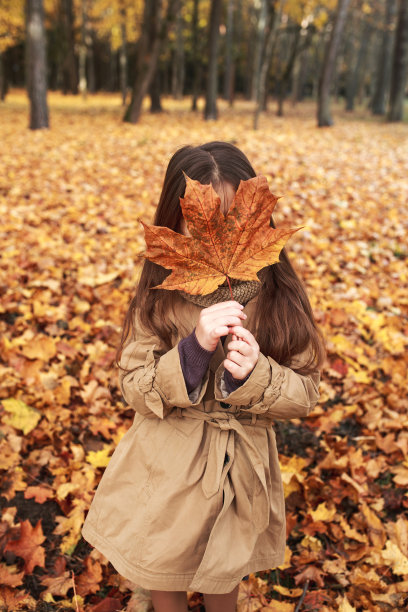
[220,401,231,409]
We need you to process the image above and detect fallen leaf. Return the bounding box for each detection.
[4,519,46,573]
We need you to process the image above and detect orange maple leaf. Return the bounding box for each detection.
[24,485,54,504]
[142,174,301,296]
[76,556,103,597]
[4,519,46,573]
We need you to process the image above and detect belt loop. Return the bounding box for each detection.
[251,413,256,425]
[176,407,182,418]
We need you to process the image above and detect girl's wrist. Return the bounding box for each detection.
[192,328,217,355]
[194,328,217,352]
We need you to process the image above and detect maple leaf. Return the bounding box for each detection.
[141,174,301,296]
[0,586,36,611]
[76,557,103,597]
[24,486,54,504]
[3,519,46,573]
[0,564,24,587]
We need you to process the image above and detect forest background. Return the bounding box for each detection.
[0,0,408,611]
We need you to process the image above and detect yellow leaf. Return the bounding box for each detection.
[86,444,113,468]
[273,585,303,598]
[277,545,292,570]
[381,540,408,576]
[300,534,322,551]
[338,596,357,611]
[21,335,57,361]
[1,398,41,435]
[308,502,337,522]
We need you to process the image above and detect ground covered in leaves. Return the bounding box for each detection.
[0,90,407,611]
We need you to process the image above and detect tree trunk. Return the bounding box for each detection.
[119,0,128,106]
[204,0,222,120]
[223,0,234,104]
[87,30,96,93]
[79,0,88,98]
[0,52,5,101]
[275,24,303,117]
[191,0,200,110]
[371,0,397,115]
[150,69,163,112]
[26,0,49,129]
[251,0,267,102]
[387,0,408,121]
[345,20,372,111]
[108,45,116,91]
[253,1,278,130]
[317,0,351,127]
[124,0,174,124]
[60,0,78,94]
[292,47,309,103]
[172,1,184,99]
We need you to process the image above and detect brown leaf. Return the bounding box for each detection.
[0,564,24,587]
[0,585,36,610]
[142,175,300,295]
[3,519,46,573]
[76,556,103,597]
[294,566,325,588]
[24,486,54,504]
[40,571,72,597]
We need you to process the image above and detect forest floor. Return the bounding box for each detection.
[0,90,408,611]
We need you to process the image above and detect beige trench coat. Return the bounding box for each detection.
[81,294,320,594]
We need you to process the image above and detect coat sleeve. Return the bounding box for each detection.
[118,329,210,419]
[213,345,320,420]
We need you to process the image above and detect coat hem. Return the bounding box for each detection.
[81,521,285,594]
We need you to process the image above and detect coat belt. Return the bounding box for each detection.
[174,407,271,534]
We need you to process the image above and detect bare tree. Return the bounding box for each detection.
[204,0,222,120]
[317,0,351,127]
[253,0,278,129]
[0,52,6,101]
[172,0,185,99]
[191,0,201,110]
[223,0,235,104]
[124,0,175,124]
[60,0,78,94]
[371,0,397,115]
[387,0,408,121]
[345,18,372,112]
[26,0,49,129]
[119,0,128,106]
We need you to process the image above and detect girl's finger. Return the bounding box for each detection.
[224,359,245,378]
[226,350,246,366]
[204,301,244,313]
[212,315,245,329]
[202,308,247,322]
[226,340,252,355]
[229,325,258,347]
[214,326,230,337]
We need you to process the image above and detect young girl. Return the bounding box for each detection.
[81,141,325,612]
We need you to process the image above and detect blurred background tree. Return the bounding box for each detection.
[0,0,406,127]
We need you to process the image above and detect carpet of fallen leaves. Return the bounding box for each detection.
[0,90,407,612]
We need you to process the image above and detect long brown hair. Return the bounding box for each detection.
[115,142,325,375]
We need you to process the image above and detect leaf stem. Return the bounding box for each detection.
[226,275,234,300]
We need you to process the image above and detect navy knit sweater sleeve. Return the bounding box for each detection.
[178,329,249,395]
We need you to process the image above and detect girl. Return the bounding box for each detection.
[81,142,326,612]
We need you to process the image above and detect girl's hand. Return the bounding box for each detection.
[195,301,247,352]
[224,326,260,380]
